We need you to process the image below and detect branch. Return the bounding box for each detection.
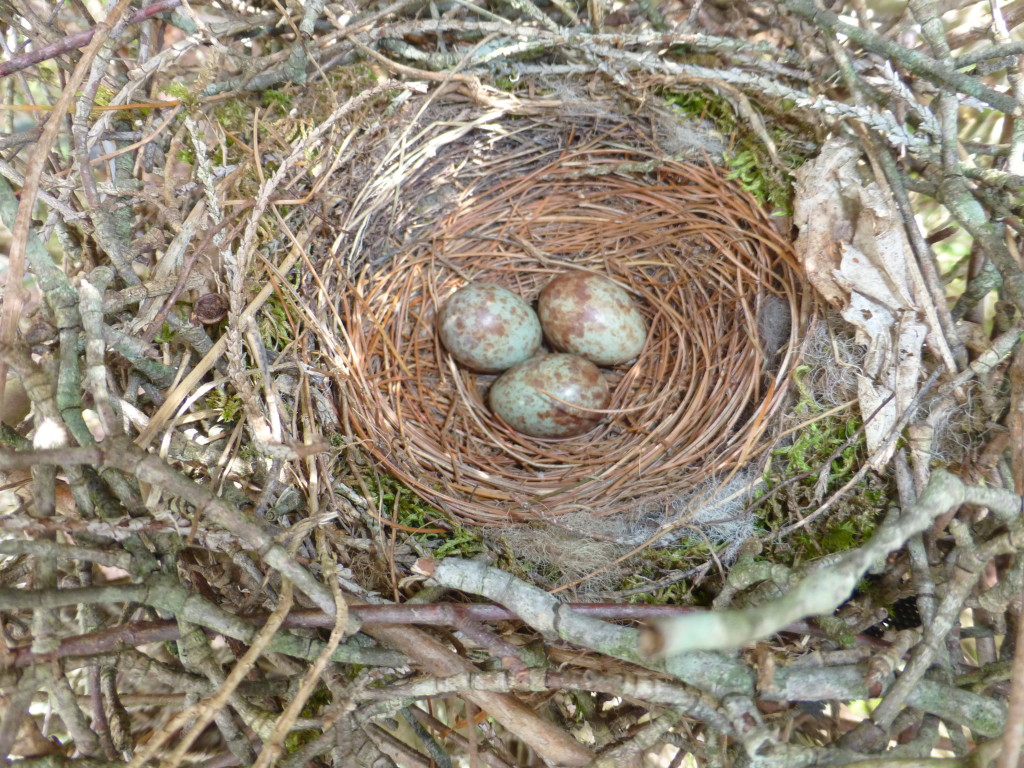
[638,471,1016,654]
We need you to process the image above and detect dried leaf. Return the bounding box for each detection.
[794,139,925,467]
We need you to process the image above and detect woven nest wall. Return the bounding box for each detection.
[333,116,803,526]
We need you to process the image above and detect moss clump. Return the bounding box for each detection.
[206,388,244,423]
[284,685,332,753]
[661,88,806,215]
[616,539,708,604]
[214,97,251,134]
[756,364,890,565]
[164,81,202,113]
[365,474,484,559]
[258,292,298,352]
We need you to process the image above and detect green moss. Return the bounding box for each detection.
[365,474,484,559]
[153,321,175,343]
[262,89,293,111]
[617,539,714,605]
[258,290,298,352]
[164,81,201,112]
[661,87,805,215]
[283,686,331,753]
[206,388,244,422]
[756,367,889,564]
[814,616,858,648]
[214,98,251,134]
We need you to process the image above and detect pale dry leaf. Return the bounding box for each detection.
[793,138,925,467]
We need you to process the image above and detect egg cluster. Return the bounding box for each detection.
[438,272,648,439]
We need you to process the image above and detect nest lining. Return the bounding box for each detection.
[336,145,802,526]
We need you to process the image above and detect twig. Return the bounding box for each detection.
[363,669,734,736]
[251,537,348,768]
[781,0,1018,113]
[1,0,135,416]
[0,0,183,78]
[640,471,1019,655]
[358,618,595,766]
[127,580,294,768]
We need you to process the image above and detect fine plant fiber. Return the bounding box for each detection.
[598,469,760,548]
[491,523,629,592]
[795,315,864,410]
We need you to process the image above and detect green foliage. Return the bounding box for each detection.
[258,293,297,352]
[206,388,244,422]
[756,366,889,563]
[214,98,251,133]
[723,147,789,216]
[154,321,175,344]
[618,539,713,605]
[661,87,803,215]
[284,685,332,753]
[164,81,201,112]
[366,474,484,559]
[261,88,293,111]
[771,394,861,484]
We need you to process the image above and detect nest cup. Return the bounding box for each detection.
[339,147,802,526]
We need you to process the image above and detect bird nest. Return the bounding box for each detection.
[336,139,803,526]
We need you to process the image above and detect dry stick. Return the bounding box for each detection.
[399,708,453,768]
[0,583,406,670]
[868,138,966,371]
[0,538,133,572]
[868,521,1023,736]
[597,710,683,768]
[0,0,182,78]
[4,600,860,669]
[0,0,132,413]
[643,471,1019,655]
[780,0,1018,114]
[0,676,42,768]
[408,707,515,768]
[222,82,402,456]
[138,84,401,449]
[0,438,342,617]
[80,269,118,436]
[995,350,1024,768]
[366,724,434,768]
[358,619,595,767]
[997,582,1024,768]
[251,539,348,768]
[363,669,734,735]
[126,581,293,768]
[134,226,308,448]
[416,557,1006,738]
[987,0,1024,176]
[173,619,258,765]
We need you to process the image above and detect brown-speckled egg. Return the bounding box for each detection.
[538,272,647,366]
[438,283,542,373]
[489,353,610,438]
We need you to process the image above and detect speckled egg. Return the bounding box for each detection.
[489,353,610,438]
[538,272,648,366]
[438,283,543,373]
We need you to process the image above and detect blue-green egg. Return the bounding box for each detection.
[489,353,609,438]
[538,272,647,366]
[438,283,542,373]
